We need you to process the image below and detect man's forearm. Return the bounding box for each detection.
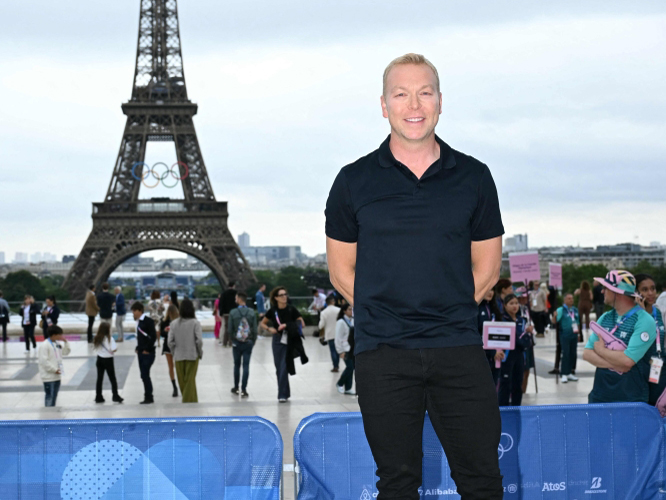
[331,271,355,307]
[594,347,633,373]
[583,349,613,369]
[473,269,498,304]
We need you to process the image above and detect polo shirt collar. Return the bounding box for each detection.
[378,134,456,171]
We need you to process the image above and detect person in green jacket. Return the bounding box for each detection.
[553,294,580,384]
[228,292,258,397]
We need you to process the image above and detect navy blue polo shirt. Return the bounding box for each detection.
[325,134,504,355]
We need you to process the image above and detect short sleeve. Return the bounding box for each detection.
[325,169,358,243]
[585,332,598,349]
[556,308,563,322]
[471,165,504,241]
[624,315,657,363]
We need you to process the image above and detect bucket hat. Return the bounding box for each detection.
[593,270,640,298]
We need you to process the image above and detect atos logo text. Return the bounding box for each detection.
[542,482,566,492]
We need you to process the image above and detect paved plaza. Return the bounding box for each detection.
[0,325,595,498]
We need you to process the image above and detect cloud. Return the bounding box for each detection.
[0,3,665,261]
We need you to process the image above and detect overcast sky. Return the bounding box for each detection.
[1,0,665,261]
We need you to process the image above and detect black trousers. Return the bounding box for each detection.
[272,341,290,400]
[337,356,355,391]
[137,352,155,400]
[87,316,95,342]
[96,356,119,397]
[1,322,7,342]
[498,349,524,406]
[356,344,503,500]
[23,325,36,350]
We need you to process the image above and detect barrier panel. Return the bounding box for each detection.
[0,416,283,500]
[294,404,665,499]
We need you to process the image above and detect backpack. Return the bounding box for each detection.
[235,310,252,342]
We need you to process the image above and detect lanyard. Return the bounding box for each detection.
[274,311,282,327]
[614,306,641,330]
[344,317,353,328]
[651,308,662,355]
[563,305,576,321]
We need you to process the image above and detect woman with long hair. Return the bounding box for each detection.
[167,299,203,403]
[161,304,180,397]
[170,291,179,310]
[574,280,593,335]
[335,304,355,395]
[636,274,666,406]
[260,286,306,402]
[493,279,513,315]
[147,290,164,347]
[93,322,123,403]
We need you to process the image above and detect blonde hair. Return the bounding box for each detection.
[383,53,440,96]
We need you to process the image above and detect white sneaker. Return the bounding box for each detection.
[337,385,345,394]
[278,398,288,403]
[567,374,579,382]
[25,349,30,353]
[560,375,568,383]
[344,389,356,395]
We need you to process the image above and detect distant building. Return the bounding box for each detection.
[14,252,28,263]
[504,234,528,254]
[243,245,304,267]
[238,232,251,249]
[43,252,57,262]
[0,252,4,265]
[62,255,76,264]
[501,243,666,278]
[30,252,43,263]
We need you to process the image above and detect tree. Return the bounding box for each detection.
[562,264,609,295]
[0,271,47,303]
[40,275,70,304]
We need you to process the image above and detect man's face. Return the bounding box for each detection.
[132,309,142,320]
[564,295,574,307]
[603,288,615,306]
[381,64,442,144]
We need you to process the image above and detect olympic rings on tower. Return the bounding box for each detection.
[131,162,190,189]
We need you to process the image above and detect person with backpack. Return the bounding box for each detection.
[93,322,124,404]
[552,294,580,384]
[335,304,356,395]
[228,292,258,398]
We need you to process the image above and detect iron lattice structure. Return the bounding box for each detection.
[63,0,254,301]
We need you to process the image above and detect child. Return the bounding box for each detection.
[38,325,71,407]
[498,294,533,406]
[93,322,124,403]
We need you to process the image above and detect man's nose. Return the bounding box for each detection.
[408,94,420,110]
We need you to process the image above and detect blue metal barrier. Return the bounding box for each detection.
[294,404,665,499]
[0,416,283,500]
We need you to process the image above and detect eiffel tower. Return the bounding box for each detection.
[63,0,254,301]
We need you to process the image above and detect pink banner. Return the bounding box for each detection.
[509,252,541,283]
[549,263,563,289]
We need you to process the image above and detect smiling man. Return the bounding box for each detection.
[325,53,505,499]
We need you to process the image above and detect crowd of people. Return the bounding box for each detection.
[478,270,666,407]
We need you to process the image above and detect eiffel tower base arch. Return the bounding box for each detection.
[63,201,254,302]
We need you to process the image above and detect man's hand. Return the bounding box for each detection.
[593,338,606,355]
[340,352,345,360]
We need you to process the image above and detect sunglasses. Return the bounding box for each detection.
[276,293,288,297]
